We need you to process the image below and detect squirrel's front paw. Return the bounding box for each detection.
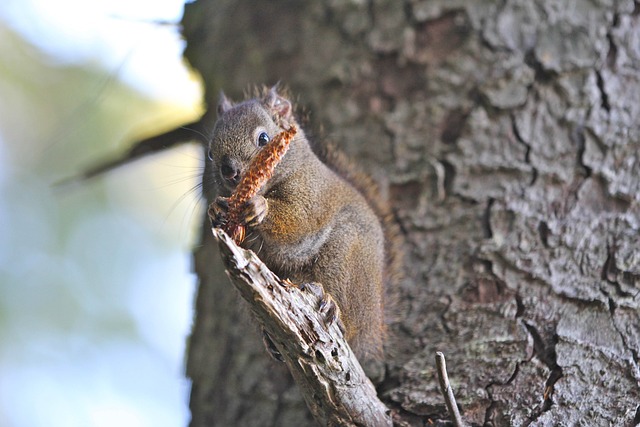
[208,196,230,228]
[300,282,346,335]
[240,195,269,227]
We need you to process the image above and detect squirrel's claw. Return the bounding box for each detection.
[209,196,230,228]
[300,282,346,335]
[241,195,268,227]
[320,294,346,334]
[299,282,324,300]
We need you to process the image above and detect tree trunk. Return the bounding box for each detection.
[182,1,640,425]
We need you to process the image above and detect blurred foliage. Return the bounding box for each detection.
[0,23,202,427]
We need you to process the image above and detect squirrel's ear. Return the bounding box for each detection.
[217,91,233,116]
[263,86,292,120]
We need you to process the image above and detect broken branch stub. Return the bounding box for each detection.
[212,227,392,427]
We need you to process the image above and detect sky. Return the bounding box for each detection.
[0,1,203,426]
[0,0,199,103]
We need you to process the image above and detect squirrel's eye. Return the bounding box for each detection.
[257,132,270,147]
[207,148,214,161]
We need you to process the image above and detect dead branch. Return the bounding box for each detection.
[212,227,392,427]
[435,352,466,427]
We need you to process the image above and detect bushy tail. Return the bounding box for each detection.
[311,138,405,329]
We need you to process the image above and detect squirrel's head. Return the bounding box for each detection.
[205,87,302,196]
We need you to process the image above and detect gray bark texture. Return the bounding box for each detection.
[211,228,392,427]
[181,1,640,426]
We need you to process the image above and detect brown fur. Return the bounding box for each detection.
[203,86,402,363]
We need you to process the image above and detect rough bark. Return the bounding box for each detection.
[182,1,640,426]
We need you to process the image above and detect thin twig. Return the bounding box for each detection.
[435,351,465,427]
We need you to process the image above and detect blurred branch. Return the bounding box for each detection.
[212,227,392,427]
[56,115,210,187]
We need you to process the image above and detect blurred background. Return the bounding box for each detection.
[0,0,203,426]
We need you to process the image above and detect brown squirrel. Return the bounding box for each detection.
[203,86,400,363]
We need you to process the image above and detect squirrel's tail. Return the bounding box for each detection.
[311,138,405,328]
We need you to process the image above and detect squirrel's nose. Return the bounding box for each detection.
[220,156,241,185]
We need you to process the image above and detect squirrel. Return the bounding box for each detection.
[203,86,401,363]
